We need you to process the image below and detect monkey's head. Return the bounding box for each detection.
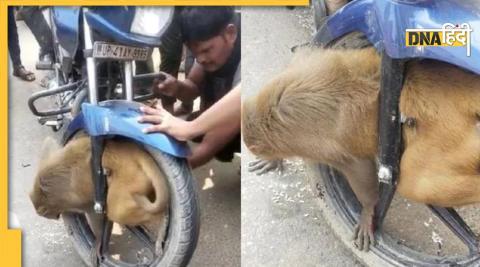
[30,137,71,219]
[30,174,62,220]
[242,74,298,160]
[242,97,274,158]
[30,137,93,220]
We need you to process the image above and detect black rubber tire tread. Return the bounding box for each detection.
[145,146,200,267]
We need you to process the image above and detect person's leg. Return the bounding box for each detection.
[8,7,35,81]
[188,129,239,168]
[8,7,22,67]
[214,133,240,162]
[21,7,54,70]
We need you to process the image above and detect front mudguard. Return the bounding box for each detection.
[313,0,480,75]
[64,100,190,158]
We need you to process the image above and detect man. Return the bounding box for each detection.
[135,7,193,114]
[140,7,241,168]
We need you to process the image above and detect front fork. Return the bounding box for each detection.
[82,8,135,264]
[374,53,405,229]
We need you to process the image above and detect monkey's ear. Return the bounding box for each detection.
[38,167,70,194]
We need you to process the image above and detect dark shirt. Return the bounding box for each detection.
[201,12,241,110]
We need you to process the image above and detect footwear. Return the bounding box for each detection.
[13,65,35,82]
[35,53,54,70]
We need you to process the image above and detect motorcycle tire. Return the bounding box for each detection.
[306,163,480,267]
[62,139,200,267]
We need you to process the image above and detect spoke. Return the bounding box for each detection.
[428,206,479,254]
[125,226,156,252]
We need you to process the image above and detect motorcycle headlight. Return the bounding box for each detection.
[130,7,174,38]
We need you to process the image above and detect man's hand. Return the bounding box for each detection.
[154,72,179,97]
[138,102,194,141]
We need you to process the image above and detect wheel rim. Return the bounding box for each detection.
[317,164,480,267]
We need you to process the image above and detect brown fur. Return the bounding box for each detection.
[29,136,169,226]
[243,47,480,208]
[399,60,480,206]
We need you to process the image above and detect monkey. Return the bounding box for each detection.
[29,135,170,227]
[242,47,480,251]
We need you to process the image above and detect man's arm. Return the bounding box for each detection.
[155,62,205,102]
[188,84,241,138]
[188,117,240,168]
[140,84,241,141]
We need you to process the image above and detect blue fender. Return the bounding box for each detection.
[314,0,480,75]
[64,100,190,158]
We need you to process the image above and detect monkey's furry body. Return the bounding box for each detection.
[243,47,480,250]
[30,135,169,227]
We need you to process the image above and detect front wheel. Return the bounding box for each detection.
[306,163,480,267]
[63,141,200,267]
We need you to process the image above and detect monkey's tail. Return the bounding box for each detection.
[133,158,170,214]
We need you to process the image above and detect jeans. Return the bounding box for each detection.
[21,7,54,57]
[8,7,22,67]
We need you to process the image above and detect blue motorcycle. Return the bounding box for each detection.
[310,0,480,266]
[28,6,199,267]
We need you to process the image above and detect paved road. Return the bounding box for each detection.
[8,19,240,267]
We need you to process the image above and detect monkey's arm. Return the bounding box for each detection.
[248,159,284,175]
[337,158,379,252]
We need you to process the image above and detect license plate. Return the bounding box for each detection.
[93,42,150,61]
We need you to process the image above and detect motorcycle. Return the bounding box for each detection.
[28,6,199,267]
[310,0,480,266]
